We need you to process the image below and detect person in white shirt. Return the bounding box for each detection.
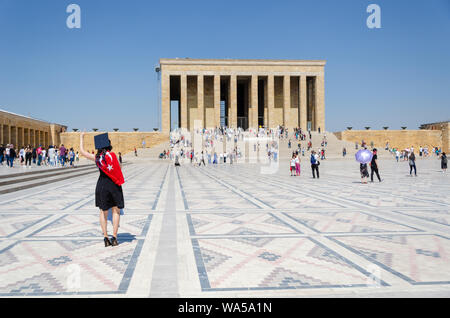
[290,154,296,176]
[41,149,47,166]
[48,147,56,166]
[19,147,25,166]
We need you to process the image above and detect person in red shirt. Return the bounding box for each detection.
[80,132,124,247]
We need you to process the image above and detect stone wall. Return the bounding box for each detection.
[0,110,66,147]
[60,132,169,155]
[334,129,446,152]
[442,122,450,153]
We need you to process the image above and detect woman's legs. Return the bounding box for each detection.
[111,207,120,238]
[99,210,108,237]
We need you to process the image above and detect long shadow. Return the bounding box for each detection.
[117,233,137,243]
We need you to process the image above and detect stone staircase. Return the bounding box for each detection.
[279,131,393,160]
[0,163,99,195]
[121,130,395,162]
[122,140,170,161]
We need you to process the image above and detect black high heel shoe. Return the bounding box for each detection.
[111,236,118,246]
[104,237,112,247]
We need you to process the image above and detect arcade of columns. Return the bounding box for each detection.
[0,110,66,147]
[160,59,326,133]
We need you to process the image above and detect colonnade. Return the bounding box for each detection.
[161,73,325,133]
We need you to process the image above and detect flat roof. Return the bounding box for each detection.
[160,58,326,66]
[420,120,450,126]
[0,108,66,127]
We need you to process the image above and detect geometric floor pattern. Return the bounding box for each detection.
[1,157,449,297]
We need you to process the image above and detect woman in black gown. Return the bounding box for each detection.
[80,132,124,247]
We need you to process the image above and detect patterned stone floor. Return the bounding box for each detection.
[0,157,449,297]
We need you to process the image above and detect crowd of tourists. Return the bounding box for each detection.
[0,144,79,168]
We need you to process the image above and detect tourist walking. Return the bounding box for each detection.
[409,151,417,176]
[310,151,320,179]
[295,153,301,176]
[69,148,75,166]
[290,154,296,176]
[19,146,25,167]
[5,144,10,166]
[25,145,32,168]
[80,132,125,247]
[8,145,16,167]
[360,162,369,184]
[199,151,206,166]
[370,148,381,182]
[440,152,447,172]
[0,144,4,165]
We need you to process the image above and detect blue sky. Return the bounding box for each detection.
[0,0,449,132]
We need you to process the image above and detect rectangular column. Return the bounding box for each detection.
[251,75,258,129]
[283,75,291,128]
[161,72,171,133]
[229,75,237,128]
[315,75,325,132]
[180,74,188,129]
[214,75,221,128]
[197,74,204,128]
[0,124,3,144]
[267,75,275,129]
[300,76,307,131]
[18,127,24,147]
[32,129,36,146]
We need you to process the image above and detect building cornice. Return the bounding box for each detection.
[159,58,326,67]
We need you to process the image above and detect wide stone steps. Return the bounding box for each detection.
[0,164,102,195]
[122,130,396,162]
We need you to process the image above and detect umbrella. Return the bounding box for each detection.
[355,149,373,164]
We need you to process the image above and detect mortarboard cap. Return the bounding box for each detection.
[94,133,111,149]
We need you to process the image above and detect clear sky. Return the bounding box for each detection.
[0,0,449,132]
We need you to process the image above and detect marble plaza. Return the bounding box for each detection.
[0,157,449,297]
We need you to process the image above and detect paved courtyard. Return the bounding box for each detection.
[0,158,449,297]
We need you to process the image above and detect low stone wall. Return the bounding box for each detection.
[60,132,169,155]
[442,122,450,153]
[334,129,445,152]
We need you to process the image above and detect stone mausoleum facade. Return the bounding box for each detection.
[160,58,326,133]
[0,109,67,147]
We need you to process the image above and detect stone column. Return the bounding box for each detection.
[161,72,170,133]
[229,75,237,128]
[283,75,291,129]
[180,74,188,129]
[300,76,307,131]
[251,75,258,129]
[214,75,221,128]
[197,74,204,128]
[267,75,275,129]
[0,124,3,144]
[20,127,24,147]
[315,75,325,132]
